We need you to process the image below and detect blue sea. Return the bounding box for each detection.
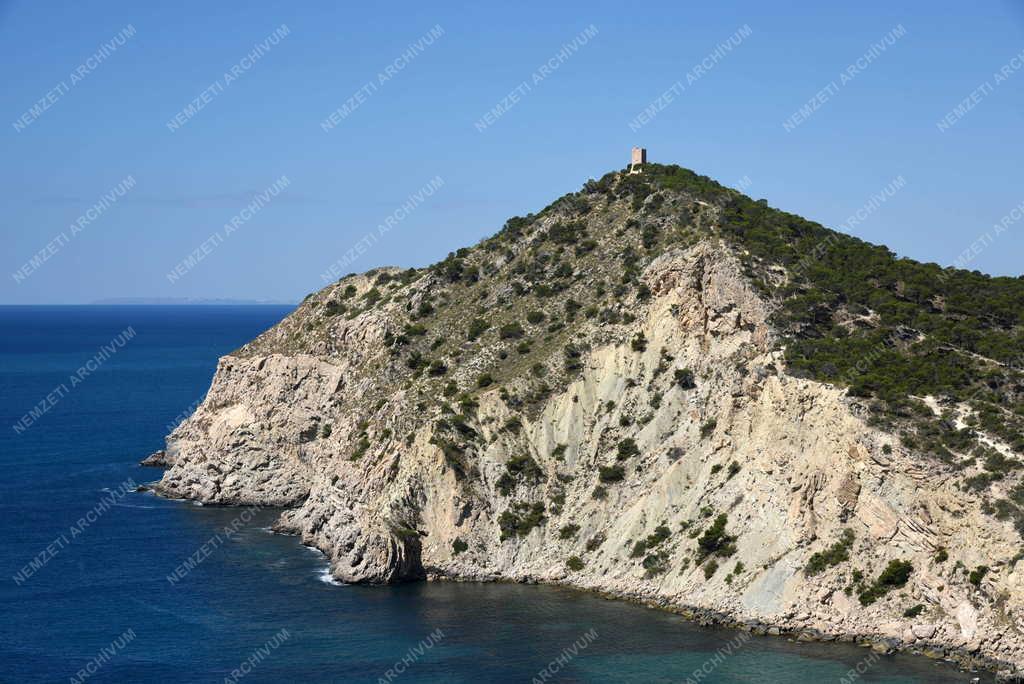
[0,306,993,683]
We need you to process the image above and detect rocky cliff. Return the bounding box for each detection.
[154,165,1024,678]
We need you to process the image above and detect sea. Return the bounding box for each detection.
[0,305,993,683]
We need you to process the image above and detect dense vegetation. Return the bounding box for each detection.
[626,164,1024,459]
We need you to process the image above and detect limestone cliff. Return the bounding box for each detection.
[155,166,1024,678]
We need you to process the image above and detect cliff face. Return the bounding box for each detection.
[156,169,1024,677]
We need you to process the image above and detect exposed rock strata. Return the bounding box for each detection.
[156,237,1024,679]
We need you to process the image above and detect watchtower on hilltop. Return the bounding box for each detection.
[629,147,647,174]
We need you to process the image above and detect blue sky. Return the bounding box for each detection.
[2,0,1022,304]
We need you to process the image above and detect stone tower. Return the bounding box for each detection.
[629,147,647,174]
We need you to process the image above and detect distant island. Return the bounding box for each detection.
[91,297,298,306]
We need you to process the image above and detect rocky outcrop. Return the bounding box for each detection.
[139,450,168,467]
[155,200,1024,678]
[155,354,343,506]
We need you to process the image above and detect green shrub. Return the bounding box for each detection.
[876,559,914,587]
[321,424,332,438]
[727,461,741,478]
[559,524,580,540]
[547,220,585,245]
[674,368,696,389]
[859,559,914,605]
[703,559,719,579]
[497,455,544,495]
[435,438,468,479]
[351,437,370,460]
[934,547,948,563]
[617,438,640,460]
[526,310,545,324]
[406,351,426,370]
[632,524,672,558]
[566,556,584,572]
[427,360,448,376]
[599,465,625,483]
[498,502,546,540]
[563,344,584,373]
[495,473,516,496]
[506,454,543,480]
[467,318,489,341]
[452,538,469,555]
[700,419,717,438]
[805,529,855,575]
[477,373,495,388]
[391,525,420,540]
[903,604,924,618]
[696,514,737,562]
[499,322,525,339]
[642,551,669,576]
[564,299,582,319]
[324,301,346,317]
[969,565,989,587]
[631,332,648,352]
[647,525,671,547]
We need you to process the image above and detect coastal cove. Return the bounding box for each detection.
[0,306,993,682]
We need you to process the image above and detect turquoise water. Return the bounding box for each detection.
[0,306,992,683]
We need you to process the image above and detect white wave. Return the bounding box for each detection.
[317,567,344,586]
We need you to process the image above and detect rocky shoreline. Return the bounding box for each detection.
[139,449,169,467]
[140,454,1013,683]
[140,471,1014,682]
[419,568,1015,681]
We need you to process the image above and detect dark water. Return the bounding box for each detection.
[0,306,992,683]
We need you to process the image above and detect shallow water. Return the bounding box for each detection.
[0,306,993,682]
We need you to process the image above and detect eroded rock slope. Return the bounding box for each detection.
[156,168,1024,677]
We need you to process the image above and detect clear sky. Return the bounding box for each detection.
[2,0,1022,304]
